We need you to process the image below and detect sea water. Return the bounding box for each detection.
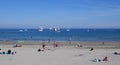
[0,28,120,42]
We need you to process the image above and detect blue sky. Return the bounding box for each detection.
[0,0,120,28]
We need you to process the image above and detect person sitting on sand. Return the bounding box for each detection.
[114,52,120,55]
[103,56,109,62]
[90,48,94,51]
[2,52,5,54]
[0,49,2,54]
[37,48,44,52]
[93,58,101,62]
[11,51,17,55]
[38,48,41,52]
[7,49,11,54]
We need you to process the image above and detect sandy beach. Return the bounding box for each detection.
[1,0,120,65]
[0,41,120,65]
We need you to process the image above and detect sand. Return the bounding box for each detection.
[0,41,120,65]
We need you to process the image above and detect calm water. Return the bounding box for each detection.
[0,28,120,42]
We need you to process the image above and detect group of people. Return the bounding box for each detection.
[37,43,46,52]
[37,41,59,52]
[93,56,109,62]
[0,49,17,55]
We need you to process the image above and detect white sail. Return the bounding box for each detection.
[19,29,23,32]
[38,27,43,32]
[55,27,60,32]
[49,27,53,30]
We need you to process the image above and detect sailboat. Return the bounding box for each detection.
[55,27,60,32]
[38,27,43,32]
[19,29,23,32]
[49,27,53,30]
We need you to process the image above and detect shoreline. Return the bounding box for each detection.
[0,41,120,49]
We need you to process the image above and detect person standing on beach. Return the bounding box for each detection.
[48,39,51,43]
[42,43,46,50]
[102,42,104,45]
[53,41,58,48]
[0,49,2,54]
[68,38,72,45]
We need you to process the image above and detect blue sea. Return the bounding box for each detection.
[0,28,120,42]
